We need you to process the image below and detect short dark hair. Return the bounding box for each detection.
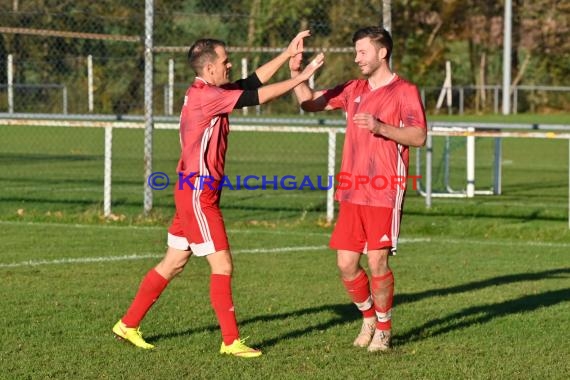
[187,38,226,75]
[352,26,393,61]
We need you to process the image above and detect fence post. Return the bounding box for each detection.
[8,54,13,113]
[104,126,113,217]
[62,86,68,114]
[241,57,248,116]
[87,55,94,113]
[143,0,154,215]
[168,58,174,115]
[383,0,392,68]
[466,127,475,197]
[502,0,512,116]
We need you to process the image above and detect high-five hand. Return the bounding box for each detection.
[298,52,325,80]
[287,30,310,58]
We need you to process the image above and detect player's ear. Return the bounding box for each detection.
[378,47,387,61]
[204,61,215,76]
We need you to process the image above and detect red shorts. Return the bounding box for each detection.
[167,179,229,256]
[329,202,400,254]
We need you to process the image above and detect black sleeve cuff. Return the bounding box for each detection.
[233,72,263,90]
[234,90,260,109]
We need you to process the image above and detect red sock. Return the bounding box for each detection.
[122,268,169,327]
[210,274,239,345]
[371,271,394,331]
[342,270,376,318]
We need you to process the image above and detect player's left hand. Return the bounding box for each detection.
[298,52,324,80]
[353,113,381,134]
[287,30,311,58]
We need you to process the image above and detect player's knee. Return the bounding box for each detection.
[207,249,233,275]
[209,259,233,276]
[337,259,359,278]
[156,258,188,279]
[368,261,390,276]
[171,263,187,276]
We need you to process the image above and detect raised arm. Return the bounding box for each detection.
[289,53,333,112]
[257,53,324,104]
[233,53,325,109]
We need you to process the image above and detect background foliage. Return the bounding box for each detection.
[0,0,568,114]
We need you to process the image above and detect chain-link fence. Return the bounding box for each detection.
[0,1,384,116]
[1,1,569,221]
[1,1,569,115]
[0,1,383,221]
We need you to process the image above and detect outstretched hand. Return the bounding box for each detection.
[287,30,311,58]
[297,52,325,80]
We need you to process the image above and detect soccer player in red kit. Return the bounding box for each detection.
[290,26,427,351]
[112,31,324,357]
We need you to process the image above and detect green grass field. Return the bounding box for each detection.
[1,115,569,379]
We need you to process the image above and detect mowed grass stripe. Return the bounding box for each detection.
[1,219,568,247]
[0,219,329,236]
[0,245,328,268]
[2,233,568,269]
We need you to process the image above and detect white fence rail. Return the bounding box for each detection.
[2,115,569,227]
[0,115,344,222]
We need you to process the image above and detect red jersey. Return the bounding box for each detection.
[176,78,243,180]
[323,75,426,209]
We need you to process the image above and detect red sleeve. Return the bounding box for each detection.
[201,85,243,116]
[322,81,354,111]
[400,84,427,129]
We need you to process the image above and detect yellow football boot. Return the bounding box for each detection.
[112,320,155,350]
[219,338,262,358]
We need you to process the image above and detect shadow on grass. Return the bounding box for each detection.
[150,303,357,348]
[149,269,569,348]
[394,287,570,346]
[403,207,567,222]
[396,268,570,306]
[0,153,100,163]
[392,267,570,346]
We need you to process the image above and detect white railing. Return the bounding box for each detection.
[2,115,569,227]
[0,115,345,222]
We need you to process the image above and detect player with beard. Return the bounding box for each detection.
[289,26,426,352]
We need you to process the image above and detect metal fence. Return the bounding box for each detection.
[0,1,378,117]
[1,1,569,117]
[422,85,570,115]
[1,1,569,218]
